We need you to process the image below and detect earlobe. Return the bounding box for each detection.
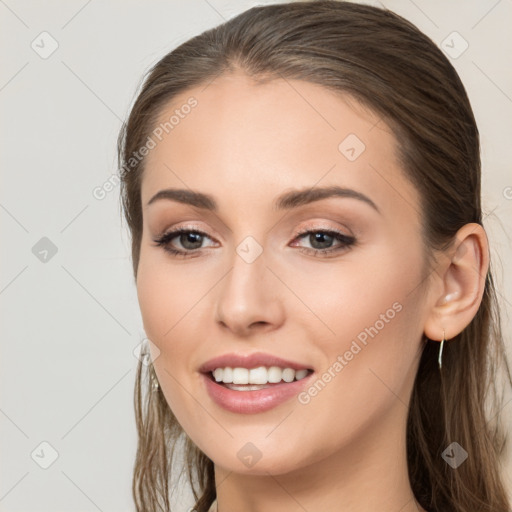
[423,223,489,342]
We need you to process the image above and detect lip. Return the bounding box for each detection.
[198,351,314,374]
[201,371,315,414]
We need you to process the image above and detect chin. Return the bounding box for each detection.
[201,439,310,477]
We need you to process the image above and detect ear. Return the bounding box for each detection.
[423,223,489,342]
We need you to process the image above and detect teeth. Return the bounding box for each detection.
[268,366,282,383]
[212,366,311,385]
[249,366,267,384]
[233,367,249,384]
[295,369,309,380]
[282,368,295,383]
[222,367,233,383]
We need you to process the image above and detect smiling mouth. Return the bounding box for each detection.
[201,366,316,414]
[206,368,314,391]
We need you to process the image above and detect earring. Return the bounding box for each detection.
[150,364,160,390]
[438,329,446,370]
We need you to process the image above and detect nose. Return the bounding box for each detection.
[214,244,285,337]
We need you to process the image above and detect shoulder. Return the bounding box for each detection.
[207,499,217,512]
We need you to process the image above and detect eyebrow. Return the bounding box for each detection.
[146,185,380,214]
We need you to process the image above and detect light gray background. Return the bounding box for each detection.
[1,0,511,511]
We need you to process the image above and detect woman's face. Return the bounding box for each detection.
[137,72,434,475]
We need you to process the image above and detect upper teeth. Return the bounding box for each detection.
[212,366,309,384]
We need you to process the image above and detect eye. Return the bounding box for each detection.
[152,226,356,259]
[290,228,356,257]
[152,227,216,258]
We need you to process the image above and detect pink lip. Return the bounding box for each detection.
[198,351,313,374]
[201,372,315,414]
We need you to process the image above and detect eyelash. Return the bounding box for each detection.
[152,225,356,259]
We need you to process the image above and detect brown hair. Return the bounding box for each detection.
[117,1,512,511]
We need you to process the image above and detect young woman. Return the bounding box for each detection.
[117,2,512,511]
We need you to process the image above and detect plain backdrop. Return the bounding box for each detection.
[1,0,511,511]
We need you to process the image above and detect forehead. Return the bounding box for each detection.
[140,71,420,218]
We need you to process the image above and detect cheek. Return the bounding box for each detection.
[136,262,170,346]
[289,243,425,395]
[136,243,201,346]
[289,241,421,340]
[272,259,424,456]
[136,258,202,423]
[135,251,217,381]
[135,251,189,381]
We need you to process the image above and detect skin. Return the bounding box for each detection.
[136,71,489,512]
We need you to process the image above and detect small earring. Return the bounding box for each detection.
[438,329,446,370]
[150,365,160,390]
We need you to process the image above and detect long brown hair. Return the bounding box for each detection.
[117,2,512,510]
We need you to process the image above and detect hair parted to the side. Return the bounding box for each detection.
[118,2,512,511]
